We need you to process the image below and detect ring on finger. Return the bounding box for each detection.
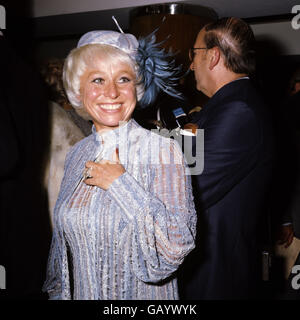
[84,166,93,179]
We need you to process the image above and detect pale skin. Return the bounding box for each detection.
[78,54,137,190]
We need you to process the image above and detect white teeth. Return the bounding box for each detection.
[100,104,121,110]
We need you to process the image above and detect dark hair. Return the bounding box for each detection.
[204,17,256,75]
[40,58,70,106]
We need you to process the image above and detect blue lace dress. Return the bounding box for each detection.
[43,119,196,300]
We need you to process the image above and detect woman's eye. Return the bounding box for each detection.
[119,77,131,83]
[92,78,104,84]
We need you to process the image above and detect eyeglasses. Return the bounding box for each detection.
[189,47,208,62]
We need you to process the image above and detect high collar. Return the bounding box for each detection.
[192,78,251,126]
[207,77,250,107]
[90,118,139,162]
[206,78,250,109]
[92,119,133,146]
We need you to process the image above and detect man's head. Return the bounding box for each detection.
[190,17,256,97]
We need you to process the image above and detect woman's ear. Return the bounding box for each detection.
[76,93,82,104]
[76,91,82,100]
[208,47,221,71]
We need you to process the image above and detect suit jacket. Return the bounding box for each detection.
[179,78,274,300]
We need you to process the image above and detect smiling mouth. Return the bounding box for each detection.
[99,104,122,110]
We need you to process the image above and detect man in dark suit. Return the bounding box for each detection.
[178,17,274,300]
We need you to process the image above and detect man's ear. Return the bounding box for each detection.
[208,47,221,70]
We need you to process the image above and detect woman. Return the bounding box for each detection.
[43,24,196,300]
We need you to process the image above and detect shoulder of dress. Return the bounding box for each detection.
[64,134,94,166]
[70,134,93,151]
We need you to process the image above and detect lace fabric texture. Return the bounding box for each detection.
[43,119,196,300]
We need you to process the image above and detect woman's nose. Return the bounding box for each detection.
[104,82,119,99]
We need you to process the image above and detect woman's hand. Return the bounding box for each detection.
[84,148,125,190]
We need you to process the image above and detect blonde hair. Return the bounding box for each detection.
[63,44,144,109]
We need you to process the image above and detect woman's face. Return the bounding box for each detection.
[79,55,137,132]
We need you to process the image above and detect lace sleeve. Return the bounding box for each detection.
[108,139,197,283]
[42,146,76,300]
[42,228,62,299]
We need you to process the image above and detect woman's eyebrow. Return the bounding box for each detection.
[87,69,134,76]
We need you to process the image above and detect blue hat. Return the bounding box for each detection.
[76,16,183,108]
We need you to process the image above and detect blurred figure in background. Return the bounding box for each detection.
[40,59,92,224]
[275,66,300,299]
